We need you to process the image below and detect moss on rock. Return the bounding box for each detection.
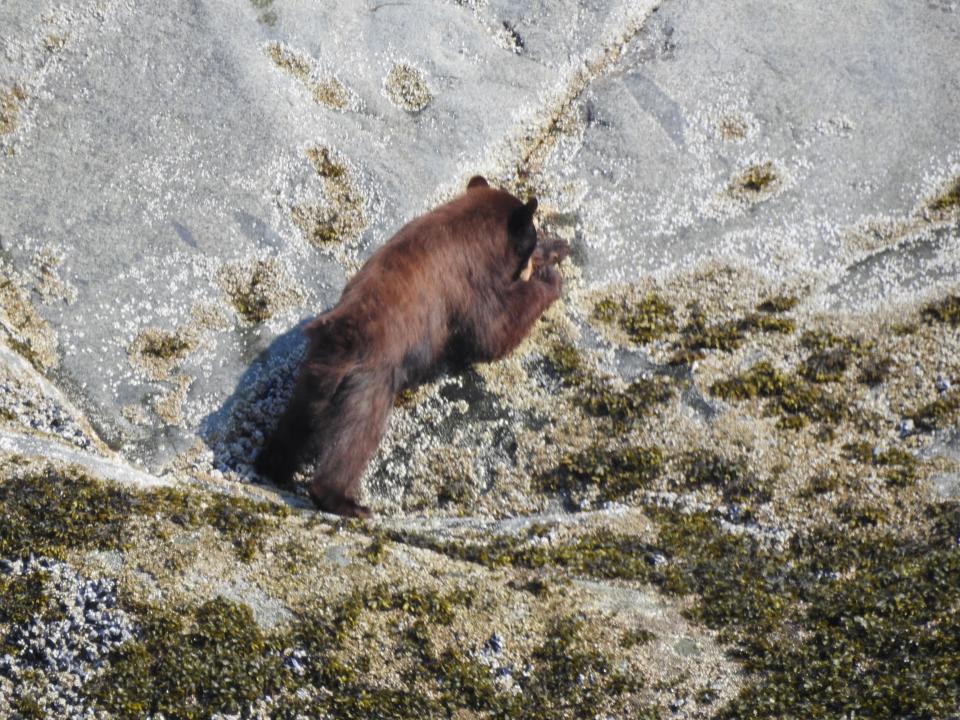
[710,361,845,427]
[541,443,663,503]
[0,466,287,562]
[593,292,677,345]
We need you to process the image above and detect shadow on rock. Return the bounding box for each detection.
[199,319,310,484]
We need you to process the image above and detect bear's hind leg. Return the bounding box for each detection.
[255,375,316,489]
[307,367,394,518]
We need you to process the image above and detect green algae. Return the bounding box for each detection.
[358,531,390,563]
[800,347,850,383]
[389,525,663,585]
[0,467,287,562]
[797,330,871,384]
[306,146,348,180]
[873,447,920,487]
[738,312,796,334]
[90,579,653,719]
[910,388,960,432]
[521,615,648,718]
[799,329,867,355]
[335,583,474,625]
[394,387,418,408]
[134,328,194,362]
[266,44,350,108]
[541,443,663,503]
[12,696,45,719]
[800,472,845,497]
[543,340,674,423]
[89,597,289,719]
[858,353,893,386]
[620,626,656,648]
[0,469,140,560]
[670,313,745,364]
[670,308,794,365]
[266,42,311,80]
[921,294,960,327]
[716,115,748,141]
[756,295,798,313]
[0,570,57,629]
[149,486,289,561]
[645,505,960,719]
[710,361,845,427]
[593,293,677,344]
[581,376,674,423]
[0,269,58,370]
[833,499,890,528]
[543,340,592,387]
[676,450,770,505]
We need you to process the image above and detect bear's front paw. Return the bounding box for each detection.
[535,235,569,268]
[535,264,562,291]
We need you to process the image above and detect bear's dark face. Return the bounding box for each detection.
[507,198,539,280]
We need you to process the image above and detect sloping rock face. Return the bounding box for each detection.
[1,0,959,718]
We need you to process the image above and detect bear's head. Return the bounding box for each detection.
[466,175,540,281]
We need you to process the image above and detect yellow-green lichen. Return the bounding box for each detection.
[716,115,748,141]
[0,267,59,370]
[292,146,367,248]
[217,256,302,324]
[0,85,27,136]
[265,43,349,110]
[927,176,960,215]
[731,161,779,194]
[384,63,432,112]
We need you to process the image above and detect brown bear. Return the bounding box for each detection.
[254,176,568,517]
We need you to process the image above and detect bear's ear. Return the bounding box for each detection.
[467,175,489,190]
[508,198,538,235]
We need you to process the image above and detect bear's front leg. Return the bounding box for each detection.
[471,271,562,363]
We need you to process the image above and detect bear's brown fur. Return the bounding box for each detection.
[255,176,568,517]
